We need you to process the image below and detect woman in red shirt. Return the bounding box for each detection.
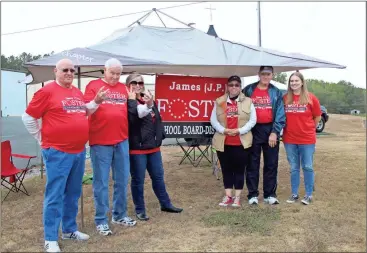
[282,72,322,205]
[210,75,257,207]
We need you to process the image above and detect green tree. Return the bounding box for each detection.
[1,51,54,73]
[306,78,366,114]
[273,72,287,84]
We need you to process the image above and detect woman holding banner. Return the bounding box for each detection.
[210,75,257,207]
[126,74,183,221]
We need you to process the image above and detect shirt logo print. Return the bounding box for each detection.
[285,103,307,113]
[252,96,272,109]
[226,105,239,118]
[61,97,86,114]
[102,91,127,105]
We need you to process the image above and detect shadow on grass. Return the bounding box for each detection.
[201,206,281,236]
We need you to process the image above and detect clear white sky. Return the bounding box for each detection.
[1,1,366,88]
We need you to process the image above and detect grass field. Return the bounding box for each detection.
[1,114,366,252]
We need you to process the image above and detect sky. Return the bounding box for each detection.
[1,1,366,88]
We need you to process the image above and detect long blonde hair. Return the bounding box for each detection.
[285,72,311,105]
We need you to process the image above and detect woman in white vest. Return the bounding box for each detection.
[210,75,257,207]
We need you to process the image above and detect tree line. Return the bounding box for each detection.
[1,53,366,114]
[1,52,54,73]
[274,73,366,114]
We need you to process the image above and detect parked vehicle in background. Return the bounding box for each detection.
[280,89,329,133]
[317,105,329,133]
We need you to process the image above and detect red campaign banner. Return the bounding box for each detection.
[155,74,228,123]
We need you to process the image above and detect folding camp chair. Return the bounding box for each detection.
[1,140,36,202]
[176,137,212,167]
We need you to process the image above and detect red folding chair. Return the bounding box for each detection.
[1,140,36,202]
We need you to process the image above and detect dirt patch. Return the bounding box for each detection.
[1,114,365,252]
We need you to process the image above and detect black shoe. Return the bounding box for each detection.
[161,206,183,213]
[136,213,149,221]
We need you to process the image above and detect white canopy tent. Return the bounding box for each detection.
[23,10,346,85]
[88,25,345,76]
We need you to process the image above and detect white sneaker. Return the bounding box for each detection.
[248,197,259,205]
[61,231,90,241]
[301,196,312,205]
[96,224,113,236]
[264,197,280,205]
[44,241,61,252]
[112,216,137,227]
[286,194,299,204]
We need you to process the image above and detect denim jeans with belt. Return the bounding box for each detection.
[42,147,86,241]
[284,143,315,196]
[90,139,130,226]
[129,151,172,214]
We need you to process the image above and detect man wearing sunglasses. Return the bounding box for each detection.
[242,66,286,205]
[22,58,104,252]
[84,58,139,237]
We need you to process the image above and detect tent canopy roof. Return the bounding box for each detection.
[24,25,346,84]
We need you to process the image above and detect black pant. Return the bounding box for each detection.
[217,145,250,190]
[246,123,279,199]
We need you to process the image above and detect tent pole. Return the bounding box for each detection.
[81,186,84,229]
[153,9,166,27]
[41,82,44,179]
[155,9,193,27]
[78,66,84,229]
[25,84,28,107]
[257,2,262,47]
[77,67,81,89]
[128,10,153,27]
[139,10,153,25]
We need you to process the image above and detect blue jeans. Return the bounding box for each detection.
[284,143,315,196]
[130,151,172,214]
[42,147,86,241]
[90,139,130,226]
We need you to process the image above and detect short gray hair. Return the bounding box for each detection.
[104,58,123,69]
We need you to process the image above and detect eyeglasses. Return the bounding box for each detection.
[130,81,144,85]
[228,83,240,88]
[61,68,75,73]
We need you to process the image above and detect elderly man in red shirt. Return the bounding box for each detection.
[22,58,107,252]
[84,58,143,236]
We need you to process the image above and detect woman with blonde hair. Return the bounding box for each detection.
[126,74,182,221]
[282,71,322,205]
[210,75,257,207]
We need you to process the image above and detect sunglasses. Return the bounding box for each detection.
[228,83,240,88]
[130,81,144,85]
[61,68,75,73]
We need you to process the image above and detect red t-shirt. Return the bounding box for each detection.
[130,99,160,155]
[26,81,89,154]
[224,99,241,146]
[282,93,322,144]
[84,79,129,146]
[251,87,273,123]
